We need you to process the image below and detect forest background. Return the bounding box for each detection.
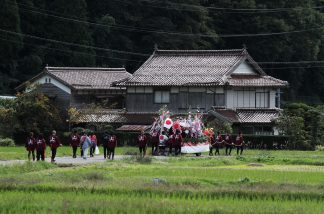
[1,0,324,104]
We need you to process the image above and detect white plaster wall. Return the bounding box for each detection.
[36,75,71,94]
[232,61,256,75]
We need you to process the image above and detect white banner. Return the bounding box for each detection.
[181,141,210,153]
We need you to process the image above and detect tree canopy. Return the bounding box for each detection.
[1,0,324,103]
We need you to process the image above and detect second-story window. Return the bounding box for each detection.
[154,90,170,103]
[255,91,269,108]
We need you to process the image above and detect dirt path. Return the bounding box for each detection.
[0,155,170,165]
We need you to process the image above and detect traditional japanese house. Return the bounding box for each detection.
[115,49,288,135]
[15,66,132,120]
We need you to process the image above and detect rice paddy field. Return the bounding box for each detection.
[1,147,324,213]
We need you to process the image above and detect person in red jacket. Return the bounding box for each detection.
[89,132,97,157]
[235,131,244,155]
[70,130,80,158]
[107,134,117,160]
[173,129,182,156]
[209,132,223,156]
[49,130,61,163]
[150,131,159,156]
[25,132,36,161]
[138,130,148,157]
[36,133,46,161]
[224,133,233,156]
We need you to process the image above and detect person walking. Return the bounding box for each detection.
[81,133,92,159]
[102,131,110,159]
[150,131,159,156]
[138,130,148,157]
[209,132,223,156]
[159,131,168,156]
[70,130,80,158]
[235,131,244,155]
[36,133,46,161]
[167,133,174,156]
[89,132,97,157]
[107,134,117,160]
[224,133,233,156]
[25,132,36,161]
[173,130,182,156]
[49,130,61,163]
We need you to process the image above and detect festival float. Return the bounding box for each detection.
[150,107,213,154]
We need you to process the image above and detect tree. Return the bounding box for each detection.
[92,14,116,66]
[45,0,95,66]
[17,0,47,80]
[14,85,63,135]
[0,0,22,94]
[0,107,15,138]
[276,114,307,149]
[276,103,322,149]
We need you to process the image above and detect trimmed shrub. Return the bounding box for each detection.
[0,138,16,147]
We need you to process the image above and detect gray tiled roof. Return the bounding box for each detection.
[74,111,158,124]
[236,109,279,123]
[46,67,132,90]
[227,75,287,87]
[117,49,288,87]
[116,125,151,132]
[209,108,280,124]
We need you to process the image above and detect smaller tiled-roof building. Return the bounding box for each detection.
[16,66,132,120]
[116,48,288,135]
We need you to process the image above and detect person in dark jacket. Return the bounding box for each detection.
[173,130,182,156]
[138,130,148,157]
[36,133,46,161]
[224,133,233,156]
[235,131,244,155]
[209,132,223,156]
[70,130,80,158]
[49,130,61,163]
[108,135,117,160]
[150,131,159,156]
[102,131,110,159]
[25,132,36,161]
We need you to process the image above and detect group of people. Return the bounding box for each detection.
[209,131,244,156]
[25,130,61,162]
[70,130,117,160]
[149,129,183,156]
[25,129,245,162]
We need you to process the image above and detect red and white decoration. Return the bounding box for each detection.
[181,141,210,153]
[164,118,173,129]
